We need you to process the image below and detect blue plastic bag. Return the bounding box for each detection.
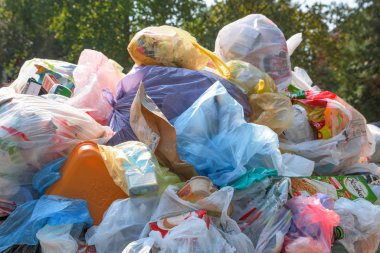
[32,157,67,195]
[0,195,92,251]
[107,66,251,145]
[224,167,278,190]
[173,82,282,186]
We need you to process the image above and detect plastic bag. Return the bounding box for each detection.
[283,195,340,253]
[128,25,230,78]
[108,65,251,145]
[10,59,76,93]
[123,238,155,253]
[215,14,291,89]
[148,216,235,253]
[98,141,181,196]
[249,91,294,134]
[368,124,380,163]
[281,88,375,175]
[232,177,291,252]
[36,224,78,253]
[86,197,159,253]
[174,81,282,186]
[224,167,277,190]
[281,105,315,143]
[145,185,253,253]
[68,49,125,125]
[281,153,314,177]
[334,197,380,253]
[130,83,197,180]
[32,157,67,195]
[0,92,113,202]
[0,195,92,251]
[227,60,277,95]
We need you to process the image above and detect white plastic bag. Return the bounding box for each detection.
[281,153,314,177]
[0,91,113,203]
[368,124,380,163]
[36,224,77,253]
[122,238,155,253]
[85,197,159,253]
[215,14,291,89]
[334,198,380,253]
[281,105,315,143]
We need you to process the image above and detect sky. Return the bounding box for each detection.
[205,0,358,8]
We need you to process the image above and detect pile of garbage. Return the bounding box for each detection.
[1,14,380,253]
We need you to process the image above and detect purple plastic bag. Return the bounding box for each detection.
[107,65,251,145]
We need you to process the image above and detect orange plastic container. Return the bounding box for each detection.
[46,141,128,225]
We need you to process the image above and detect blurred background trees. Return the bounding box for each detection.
[0,0,378,121]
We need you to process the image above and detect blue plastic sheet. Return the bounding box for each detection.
[173,82,282,186]
[32,157,67,195]
[0,195,92,251]
[107,66,251,145]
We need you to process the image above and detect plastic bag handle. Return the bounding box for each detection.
[192,42,231,79]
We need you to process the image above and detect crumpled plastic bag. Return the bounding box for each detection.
[232,177,291,252]
[144,185,253,253]
[334,197,380,253]
[98,141,181,196]
[68,49,125,125]
[123,238,155,253]
[108,65,251,145]
[36,224,78,253]
[283,195,340,253]
[215,14,291,88]
[224,167,278,190]
[368,124,380,163]
[249,91,294,134]
[147,216,235,253]
[227,60,277,95]
[129,83,197,180]
[281,105,315,143]
[0,195,92,251]
[128,25,230,78]
[86,197,159,253]
[281,88,375,175]
[174,81,282,186]
[0,92,113,203]
[281,153,315,177]
[10,59,76,93]
[32,157,67,195]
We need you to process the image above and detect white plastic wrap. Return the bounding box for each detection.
[334,198,380,253]
[36,224,77,253]
[215,14,291,88]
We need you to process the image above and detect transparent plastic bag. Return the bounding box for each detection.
[281,105,315,143]
[232,177,291,252]
[0,195,92,251]
[36,224,78,253]
[281,153,314,177]
[68,49,125,125]
[283,195,340,253]
[123,238,155,253]
[368,124,380,163]
[108,65,251,145]
[98,141,181,196]
[281,89,375,175]
[86,197,159,253]
[0,92,113,202]
[215,14,291,88]
[334,197,380,253]
[174,82,282,186]
[148,216,235,253]
[10,59,76,93]
[249,91,294,134]
[227,60,277,95]
[128,25,230,78]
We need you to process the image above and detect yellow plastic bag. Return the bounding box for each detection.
[128,25,230,78]
[227,60,277,95]
[99,141,181,196]
[250,87,294,134]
